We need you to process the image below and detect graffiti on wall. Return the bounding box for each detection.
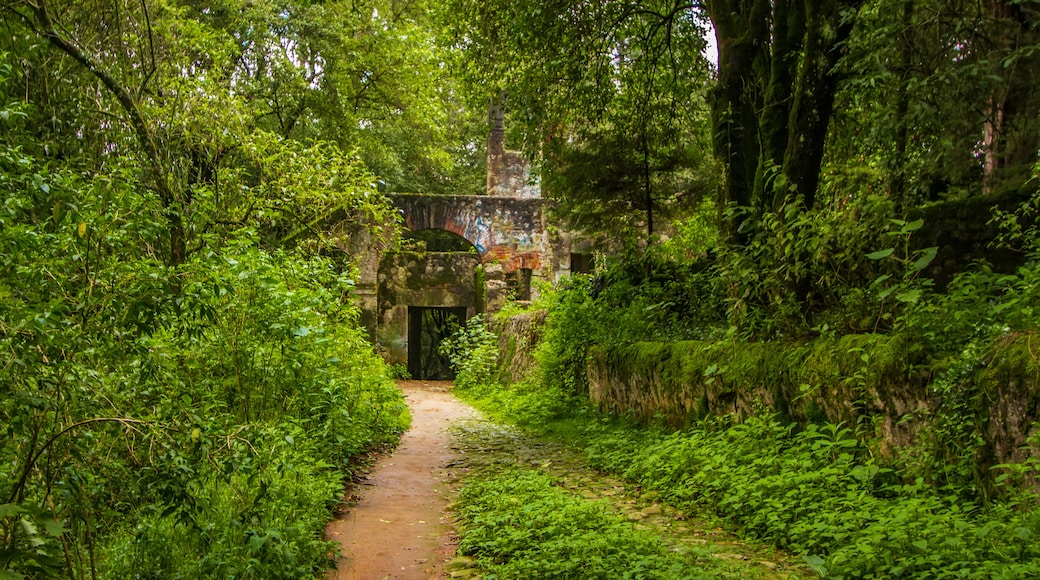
[391,193,547,274]
[459,214,492,254]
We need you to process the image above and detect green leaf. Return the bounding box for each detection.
[248,533,268,553]
[870,274,891,288]
[802,554,827,575]
[18,518,37,537]
[0,504,25,519]
[866,248,894,260]
[43,520,69,537]
[912,246,938,271]
[895,289,922,304]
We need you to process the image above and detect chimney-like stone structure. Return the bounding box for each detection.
[486,101,540,198]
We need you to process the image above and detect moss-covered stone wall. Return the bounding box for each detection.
[585,335,1040,467]
[491,312,1040,468]
[587,336,932,446]
[977,336,1040,466]
[492,310,547,385]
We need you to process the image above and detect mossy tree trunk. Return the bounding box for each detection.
[707,0,865,243]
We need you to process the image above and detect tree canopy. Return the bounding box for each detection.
[444,0,716,248]
[447,0,1040,248]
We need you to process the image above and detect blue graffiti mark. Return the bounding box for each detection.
[514,232,534,250]
[459,215,492,254]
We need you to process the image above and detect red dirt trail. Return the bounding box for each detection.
[326,380,477,580]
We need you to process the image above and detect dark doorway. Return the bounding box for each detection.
[571,253,594,274]
[506,268,533,301]
[407,306,467,379]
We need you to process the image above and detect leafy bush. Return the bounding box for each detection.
[582,416,1040,579]
[443,315,582,426]
[440,314,500,392]
[98,422,345,578]
[0,104,407,577]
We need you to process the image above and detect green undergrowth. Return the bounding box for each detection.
[442,315,588,428]
[583,417,1040,579]
[445,312,1040,579]
[1,219,410,577]
[457,468,747,579]
[459,376,1040,578]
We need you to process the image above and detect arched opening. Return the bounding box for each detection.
[402,229,477,253]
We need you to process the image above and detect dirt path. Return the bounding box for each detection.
[328,381,808,579]
[326,380,477,580]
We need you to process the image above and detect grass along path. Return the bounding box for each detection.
[447,417,812,579]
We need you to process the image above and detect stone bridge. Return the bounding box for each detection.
[388,193,546,273]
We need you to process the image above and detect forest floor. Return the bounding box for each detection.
[327,381,810,579]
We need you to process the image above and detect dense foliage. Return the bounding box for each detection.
[584,417,1040,579]
[0,0,444,572]
[457,470,726,579]
[5,0,1040,575]
[0,121,409,576]
[449,0,1040,249]
[443,0,715,248]
[447,313,1040,578]
[445,184,1040,576]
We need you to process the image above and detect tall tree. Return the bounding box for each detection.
[826,0,1040,206]
[6,0,192,264]
[706,0,866,242]
[3,0,489,275]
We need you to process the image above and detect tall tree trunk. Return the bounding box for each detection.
[708,0,862,236]
[707,0,864,320]
[707,0,771,245]
[782,0,864,211]
[982,0,1040,193]
[758,0,806,185]
[642,128,653,241]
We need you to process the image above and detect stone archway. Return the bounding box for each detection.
[388,193,546,274]
[342,193,589,365]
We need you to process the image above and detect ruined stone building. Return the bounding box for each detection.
[349,121,593,379]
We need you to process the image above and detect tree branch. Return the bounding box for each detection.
[10,417,151,504]
[22,0,186,265]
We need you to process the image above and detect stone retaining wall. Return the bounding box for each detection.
[585,335,1040,468]
[492,313,1040,470]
